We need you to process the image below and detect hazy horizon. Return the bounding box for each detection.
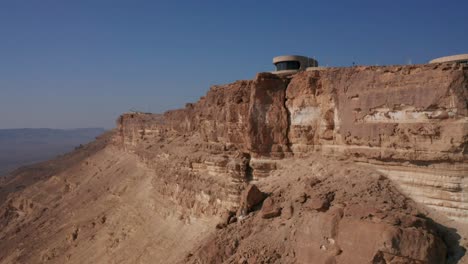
[0,127,106,176]
[1,0,467,129]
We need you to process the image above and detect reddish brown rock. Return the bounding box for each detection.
[246,73,290,157]
[238,184,266,215]
[216,210,236,229]
[336,219,446,264]
[306,196,330,211]
[2,64,466,264]
[111,65,467,264]
[118,64,467,222]
[260,197,281,219]
[281,203,294,220]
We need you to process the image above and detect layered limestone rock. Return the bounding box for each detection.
[2,64,464,264]
[117,64,468,222]
[117,112,252,216]
[285,65,468,222]
[183,158,450,264]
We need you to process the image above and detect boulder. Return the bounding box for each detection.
[261,197,281,219]
[216,210,236,228]
[305,193,334,212]
[238,184,266,215]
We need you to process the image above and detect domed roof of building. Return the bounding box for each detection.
[429,54,468,63]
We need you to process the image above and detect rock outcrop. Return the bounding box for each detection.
[1,63,466,264]
[182,158,450,264]
[118,64,468,223]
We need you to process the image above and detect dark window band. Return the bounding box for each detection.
[275,61,300,71]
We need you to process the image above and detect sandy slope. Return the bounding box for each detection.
[0,144,217,264]
[0,131,466,263]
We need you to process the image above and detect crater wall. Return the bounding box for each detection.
[117,64,468,222]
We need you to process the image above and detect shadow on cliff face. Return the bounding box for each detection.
[429,219,466,264]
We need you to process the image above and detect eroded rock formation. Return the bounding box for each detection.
[0,63,466,264]
[118,64,468,223]
[182,159,450,264]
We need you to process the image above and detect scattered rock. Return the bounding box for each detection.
[261,197,282,219]
[295,192,308,204]
[306,196,330,211]
[67,226,79,242]
[306,192,334,212]
[219,210,235,226]
[308,178,321,188]
[216,223,226,229]
[228,216,237,224]
[281,203,294,220]
[238,184,266,215]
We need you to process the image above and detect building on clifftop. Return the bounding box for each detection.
[429,54,468,66]
[272,55,319,75]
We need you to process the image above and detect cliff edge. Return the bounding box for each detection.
[119,64,468,223]
[0,64,466,263]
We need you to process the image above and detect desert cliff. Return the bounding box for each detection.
[0,64,467,263]
[120,64,468,223]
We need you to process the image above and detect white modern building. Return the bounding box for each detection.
[272,55,318,74]
[429,54,468,66]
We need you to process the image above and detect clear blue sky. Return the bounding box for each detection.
[1,0,467,129]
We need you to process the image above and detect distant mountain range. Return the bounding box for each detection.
[0,128,106,176]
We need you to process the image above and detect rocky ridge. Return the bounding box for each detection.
[118,64,468,223]
[0,63,466,263]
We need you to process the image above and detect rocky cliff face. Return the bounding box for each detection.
[182,157,451,264]
[118,64,468,223]
[1,64,464,264]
